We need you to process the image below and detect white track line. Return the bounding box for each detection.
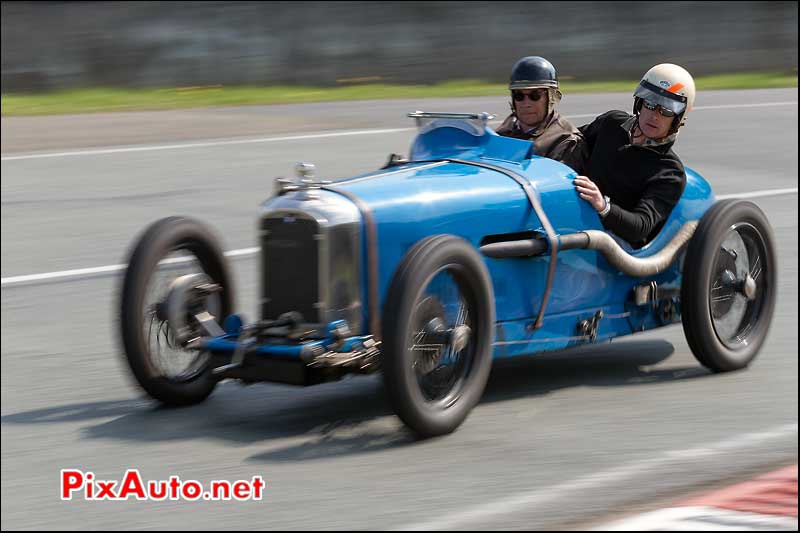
[1,101,795,161]
[2,248,260,286]
[0,128,413,161]
[717,187,798,200]
[596,506,799,531]
[394,423,798,531]
[1,189,795,287]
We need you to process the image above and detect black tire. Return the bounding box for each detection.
[382,235,495,438]
[120,216,234,405]
[681,200,777,372]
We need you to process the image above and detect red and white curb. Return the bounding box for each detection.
[596,465,798,531]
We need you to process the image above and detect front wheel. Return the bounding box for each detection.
[681,200,777,372]
[382,235,495,438]
[119,216,234,405]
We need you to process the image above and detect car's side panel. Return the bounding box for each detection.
[335,127,716,357]
[340,161,543,324]
[493,301,681,358]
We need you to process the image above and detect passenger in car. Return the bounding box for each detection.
[495,56,584,172]
[572,64,695,249]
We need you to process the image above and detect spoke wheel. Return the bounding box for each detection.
[382,235,494,438]
[682,200,776,372]
[120,217,233,405]
[410,275,475,407]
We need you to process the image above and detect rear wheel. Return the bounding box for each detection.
[681,200,776,372]
[120,217,234,405]
[382,235,495,438]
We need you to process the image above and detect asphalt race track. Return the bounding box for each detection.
[1,89,797,530]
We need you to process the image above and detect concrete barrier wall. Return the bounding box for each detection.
[2,1,797,91]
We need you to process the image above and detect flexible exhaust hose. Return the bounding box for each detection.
[581,221,698,277]
[481,221,698,278]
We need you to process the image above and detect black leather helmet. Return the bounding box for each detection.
[508,56,562,118]
[509,56,559,91]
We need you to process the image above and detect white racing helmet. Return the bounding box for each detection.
[633,63,696,134]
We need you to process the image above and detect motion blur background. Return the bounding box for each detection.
[1,2,797,531]
[2,0,797,92]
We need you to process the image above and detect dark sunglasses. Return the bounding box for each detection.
[642,99,676,118]
[512,90,545,102]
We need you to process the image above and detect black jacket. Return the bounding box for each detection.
[496,111,584,172]
[577,110,686,248]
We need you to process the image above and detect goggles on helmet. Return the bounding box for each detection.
[641,99,677,117]
[633,80,687,115]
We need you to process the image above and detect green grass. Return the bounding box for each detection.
[2,72,796,116]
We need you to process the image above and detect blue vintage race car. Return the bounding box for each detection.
[120,112,776,438]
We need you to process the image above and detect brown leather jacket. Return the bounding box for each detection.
[496,111,584,172]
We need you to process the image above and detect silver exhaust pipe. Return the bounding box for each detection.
[581,221,697,277]
[481,221,698,278]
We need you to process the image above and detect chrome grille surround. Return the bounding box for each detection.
[259,189,362,333]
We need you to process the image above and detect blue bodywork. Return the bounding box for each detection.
[207,120,716,364]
